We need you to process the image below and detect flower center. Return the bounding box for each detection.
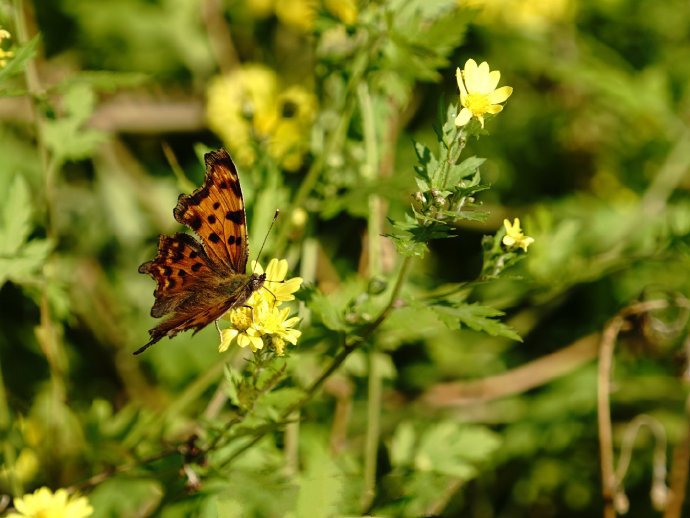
[464,93,491,115]
[230,308,253,331]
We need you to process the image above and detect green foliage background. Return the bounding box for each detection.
[2,0,690,516]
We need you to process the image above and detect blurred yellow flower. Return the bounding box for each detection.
[276,0,318,31]
[246,0,356,30]
[324,0,358,24]
[502,218,534,252]
[206,64,316,171]
[219,258,302,355]
[0,28,14,68]
[465,0,575,32]
[455,59,513,128]
[10,487,93,518]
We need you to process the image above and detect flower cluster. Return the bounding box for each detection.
[219,259,303,356]
[206,64,316,171]
[10,487,93,518]
[0,28,14,68]
[455,59,513,128]
[502,218,534,251]
[246,0,357,31]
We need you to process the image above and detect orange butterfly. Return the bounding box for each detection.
[135,148,265,355]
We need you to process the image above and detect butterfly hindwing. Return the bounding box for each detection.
[138,233,215,318]
[173,149,249,273]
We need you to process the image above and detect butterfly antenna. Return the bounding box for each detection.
[253,209,280,274]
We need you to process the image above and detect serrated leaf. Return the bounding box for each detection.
[0,35,40,82]
[432,302,522,341]
[224,365,242,407]
[445,156,486,188]
[294,444,343,518]
[63,83,97,124]
[415,422,500,479]
[0,175,31,255]
[43,119,106,163]
[308,291,347,331]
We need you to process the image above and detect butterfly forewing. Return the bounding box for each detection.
[136,148,263,355]
[173,149,249,273]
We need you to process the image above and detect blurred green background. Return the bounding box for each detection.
[2,0,690,516]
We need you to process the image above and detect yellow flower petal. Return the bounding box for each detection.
[488,70,501,91]
[485,104,504,115]
[488,86,513,104]
[456,67,468,98]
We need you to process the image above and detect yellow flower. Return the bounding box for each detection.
[219,306,264,352]
[254,303,302,356]
[10,487,93,518]
[455,59,513,128]
[219,258,302,355]
[206,64,316,171]
[0,28,13,68]
[275,0,318,31]
[324,0,358,24]
[252,258,303,306]
[502,218,534,252]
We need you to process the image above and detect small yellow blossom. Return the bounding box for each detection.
[10,487,93,518]
[502,218,534,252]
[206,64,316,171]
[252,258,303,306]
[455,59,513,128]
[219,258,302,355]
[254,302,302,356]
[0,28,14,68]
[219,306,264,352]
[275,0,318,31]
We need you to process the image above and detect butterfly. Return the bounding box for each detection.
[135,148,265,355]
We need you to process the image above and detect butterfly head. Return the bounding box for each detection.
[250,272,267,292]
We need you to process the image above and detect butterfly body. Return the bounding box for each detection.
[136,149,263,355]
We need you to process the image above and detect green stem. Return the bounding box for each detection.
[358,82,383,509]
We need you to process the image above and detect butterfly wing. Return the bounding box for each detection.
[173,149,249,273]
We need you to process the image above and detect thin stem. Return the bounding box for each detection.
[598,314,623,518]
[358,81,383,509]
[362,350,382,510]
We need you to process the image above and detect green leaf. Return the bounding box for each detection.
[43,119,106,163]
[415,422,500,479]
[445,156,486,189]
[42,83,106,163]
[0,239,52,285]
[432,302,523,341]
[294,444,343,518]
[308,290,347,331]
[223,365,242,407]
[0,35,40,82]
[391,421,416,467]
[63,83,97,124]
[0,175,31,255]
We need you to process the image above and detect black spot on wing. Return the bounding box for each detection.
[226,210,244,224]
